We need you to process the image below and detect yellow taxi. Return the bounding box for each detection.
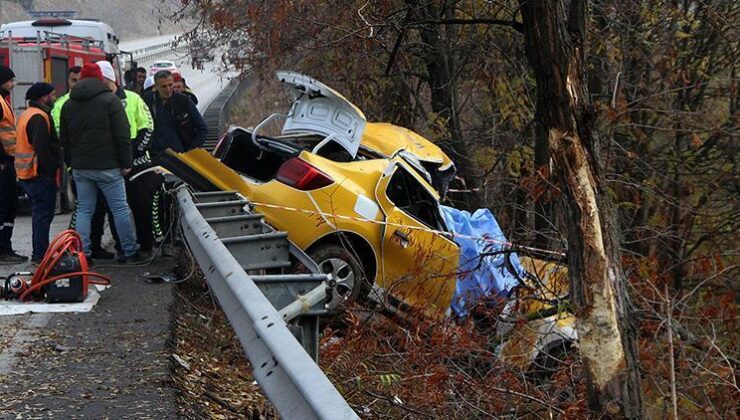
[161,71,576,371]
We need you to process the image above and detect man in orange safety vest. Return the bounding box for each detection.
[0,65,26,264]
[15,82,62,263]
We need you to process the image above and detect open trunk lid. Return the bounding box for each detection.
[277,71,366,159]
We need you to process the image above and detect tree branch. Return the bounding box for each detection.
[409,18,524,34]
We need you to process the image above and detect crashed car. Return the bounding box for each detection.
[160,71,576,370]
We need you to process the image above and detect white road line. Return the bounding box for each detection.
[0,313,52,375]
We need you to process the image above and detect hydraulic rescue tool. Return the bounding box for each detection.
[0,230,110,303]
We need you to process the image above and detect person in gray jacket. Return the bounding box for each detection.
[59,63,145,264]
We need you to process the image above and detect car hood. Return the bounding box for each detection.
[362,122,454,170]
[277,71,366,159]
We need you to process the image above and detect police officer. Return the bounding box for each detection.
[0,65,25,264]
[15,83,62,263]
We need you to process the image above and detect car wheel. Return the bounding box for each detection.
[309,244,368,312]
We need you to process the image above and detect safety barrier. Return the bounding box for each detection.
[125,36,189,65]
[176,188,358,419]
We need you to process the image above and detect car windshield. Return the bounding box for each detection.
[153,62,172,67]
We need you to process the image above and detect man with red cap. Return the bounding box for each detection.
[59,63,145,264]
[15,82,62,263]
[0,65,26,264]
[172,71,198,105]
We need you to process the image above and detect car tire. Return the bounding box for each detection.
[308,243,369,312]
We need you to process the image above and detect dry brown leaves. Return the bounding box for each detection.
[170,271,276,419]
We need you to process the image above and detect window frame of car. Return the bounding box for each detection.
[382,161,451,233]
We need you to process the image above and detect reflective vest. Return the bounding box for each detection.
[0,96,16,156]
[122,90,153,139]
[51,92,69,137]
[14,107,50,180]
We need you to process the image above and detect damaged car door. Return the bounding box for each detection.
[374,158,459,316]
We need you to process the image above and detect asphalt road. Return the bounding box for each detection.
[0,214,178,418]
[0,45,229,417]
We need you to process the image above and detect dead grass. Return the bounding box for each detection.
[169,271,276,419]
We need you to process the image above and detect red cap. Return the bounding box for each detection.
[172,71,182,82]
[80,63,104,81]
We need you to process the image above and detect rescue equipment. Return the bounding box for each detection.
[0,230,110,303]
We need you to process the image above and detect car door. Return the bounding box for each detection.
[374,158,459,317]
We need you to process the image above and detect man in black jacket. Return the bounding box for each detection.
[142,70,207,155]
[0,65,26,264]
[59,63,144,263]
[141,70,207,253]
[15,83,62,263]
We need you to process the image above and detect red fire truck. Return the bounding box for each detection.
[0,17,129,211]
[0,17,126,115]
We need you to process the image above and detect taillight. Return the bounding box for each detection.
[276,157,334,190]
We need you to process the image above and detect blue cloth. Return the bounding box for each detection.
[73,168,138,257]
[19,176,57,260]
[440,206,525,318]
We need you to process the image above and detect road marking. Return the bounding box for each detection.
[0,313,52,375]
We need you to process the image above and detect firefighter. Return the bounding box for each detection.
[0,65,26,264]
[15,83,62,263]
[96,60,159,257]
[53,66,122,260]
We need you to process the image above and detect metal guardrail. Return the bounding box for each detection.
[177,188,358,419]
[126,37,188,65]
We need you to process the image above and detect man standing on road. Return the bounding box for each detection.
[96,60,158,257]
[59,63,144,263]
[172,72,198,105]
[0,65,26,264]
[53,66,121,260]
[142,70,207,250]
[15,83,62,263]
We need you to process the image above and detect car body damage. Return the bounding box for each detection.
[274,71,457,196]
[153,71,576,370]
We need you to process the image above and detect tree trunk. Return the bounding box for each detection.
[519,0,643,416]
[416,1,480,208]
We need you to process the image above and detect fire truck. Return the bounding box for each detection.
[0,17,126,115]
[0,17,129,211]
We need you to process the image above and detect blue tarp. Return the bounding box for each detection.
[440,206,525,318]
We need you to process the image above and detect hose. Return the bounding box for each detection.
[18,230,111,301]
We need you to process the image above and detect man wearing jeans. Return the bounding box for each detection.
[15,83,62,263]
[59,63,145,264]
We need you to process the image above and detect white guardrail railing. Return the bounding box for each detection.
[176,187,358,419]
[121,35,187,65]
